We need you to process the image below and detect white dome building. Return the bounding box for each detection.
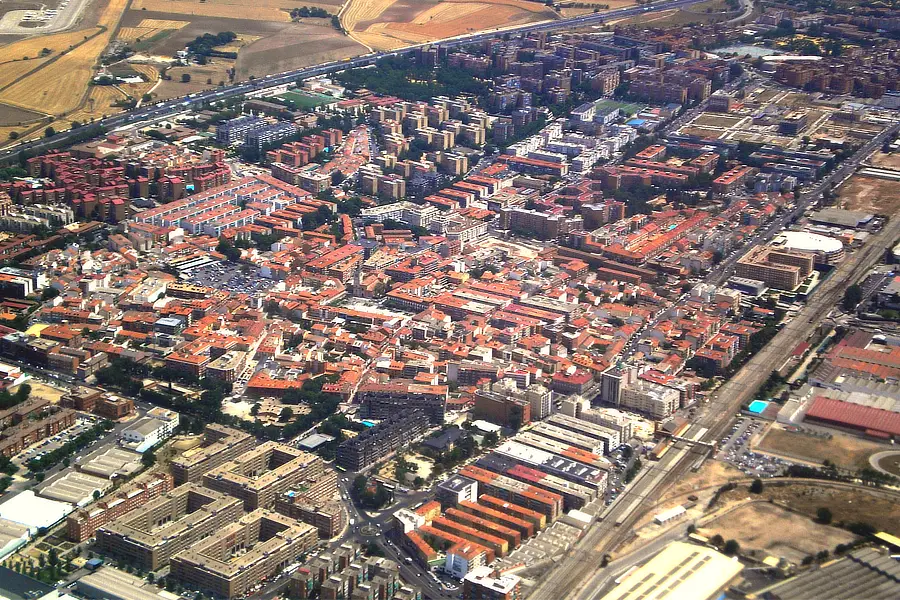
[774,231,844,265]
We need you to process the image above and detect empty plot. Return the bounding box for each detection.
[756,426,887,471]
[702,502,856,564]
[836,173,900,215]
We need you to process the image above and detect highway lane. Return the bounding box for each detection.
[0,0,710,164]
[528,125,900,600]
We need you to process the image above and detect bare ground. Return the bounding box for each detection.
[835,173,900,215]
[700,501,857,564]
[756,425,888,471]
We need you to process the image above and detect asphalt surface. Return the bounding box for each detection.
[0,0,711,165]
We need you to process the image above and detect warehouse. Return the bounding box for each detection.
[803,396,900,438]
[601,541,742,600]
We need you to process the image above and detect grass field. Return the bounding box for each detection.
[277,90,335,108]
[701,502,857,564]
[595,99,644,116]
[756,426,888,471]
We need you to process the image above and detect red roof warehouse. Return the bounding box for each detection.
[805,397,900,439]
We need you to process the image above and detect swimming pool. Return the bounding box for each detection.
[747,400,769,414]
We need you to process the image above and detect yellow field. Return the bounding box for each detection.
[344,0,556,50]
[342,0,397,29]
[217,34,262,53]
[138,18,192,29]
[0,0,129,148]
[410,3,488,25]
[118,18,190,43]
[64,85,128,125]
[130,0,293,21]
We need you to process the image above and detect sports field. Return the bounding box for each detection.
[277,90,335,109]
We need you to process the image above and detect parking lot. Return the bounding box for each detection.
[13,414,99,467]
[181,262,274,294]
[716,418,790,478]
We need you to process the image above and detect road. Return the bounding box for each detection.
[0,0,711,165]
[527,125,900,600]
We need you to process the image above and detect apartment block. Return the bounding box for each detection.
[170,510,317,599]
[67,472,173,542]
[336,410,429,471]
[203,442,326,510]
[359,380,448,425]
[95,484,244,570]
[735,246,815,290]
[169,424,256,485]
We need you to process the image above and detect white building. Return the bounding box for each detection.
[118,408,179,453]
[619,381,680,420]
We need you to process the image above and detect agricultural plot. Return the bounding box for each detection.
[343,0,557,51]
[0,0,128,130]
[129,0,342,22]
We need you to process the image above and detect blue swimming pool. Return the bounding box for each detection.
[747,400,769,414]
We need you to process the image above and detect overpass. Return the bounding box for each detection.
[0,0,710,165]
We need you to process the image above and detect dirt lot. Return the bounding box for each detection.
[692,113,744,128]
[866,150,900,171]
[153,62,234,99]
[701,501,857,563]
[129,0,346,22]
[756,425,888,471]
[874,453,900,477]
[661,459,746,503]
[16,381,66,404]
[720,481,900,536]
[835,173,900,215]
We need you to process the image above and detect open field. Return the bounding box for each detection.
[614,0,737,27]
[116,18,190,43]
[130,0,342,21]
[234,21,364,80]
[344,0,557,50]
[661,459,745,502]
[756,425,888,471]
[0,0,128,124]
[835,173,900,215]
[700,501,857,563]
[153,62,233,99]
[874,454,900,477]
[0,102,43,126]
[560,0,635,17]
[721,481,900,536]
[693,112,744,128]
[17,381,66,404]
[866,150,900,171]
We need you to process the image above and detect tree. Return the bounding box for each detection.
[842,284,862,312]
[710,534,724,548]
[181,73,192,83]
[279,407,294,423]
[44,127,55,138]
[750,478,763,494]
[48,548,58,567]
[93,490,101,500]
[250,403,261,417]
[9,131,18,140]
[816,507,833,524]
[723,539,740,556]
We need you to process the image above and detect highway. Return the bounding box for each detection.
[527,125,900,600]
[0,0,711,165]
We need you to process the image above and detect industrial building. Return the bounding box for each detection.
[492,440,608,492]
[118,408,179,453]
[544,413,621,454]
[96,484,243,570]
[600,541,742,600]
[169,510,317,599]
[529,421,605,455]
[202,442,327,510]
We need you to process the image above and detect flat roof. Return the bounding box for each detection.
[601,541,742,600]
[0,491,73,531]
